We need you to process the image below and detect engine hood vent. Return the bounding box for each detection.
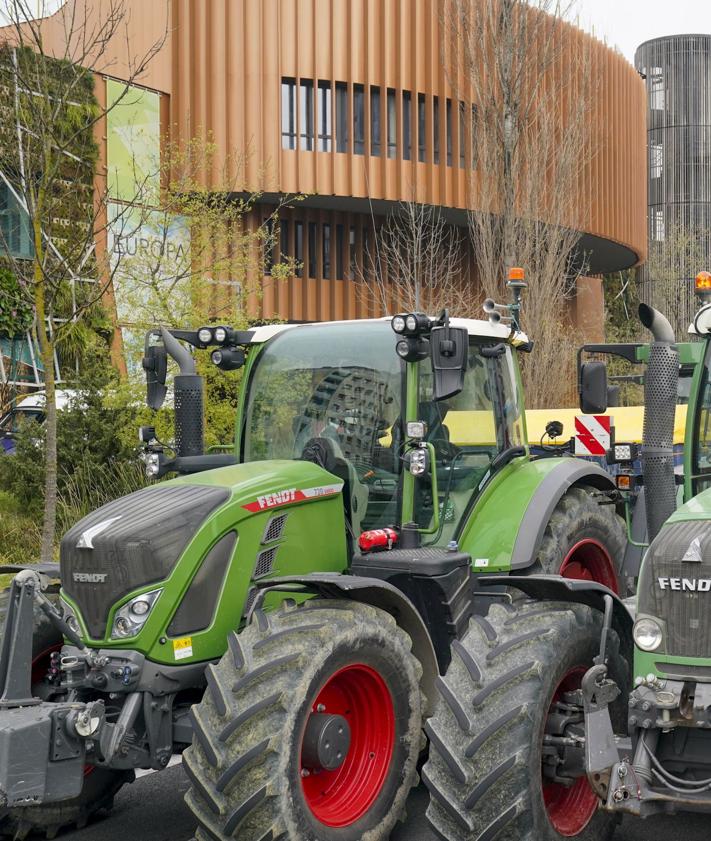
[61,484,230,638]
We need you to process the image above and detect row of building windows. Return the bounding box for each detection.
[266,217,377,281]
[281,77,477,167]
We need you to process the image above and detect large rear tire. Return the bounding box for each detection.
[185,599,424,841]
[0,589,132,840]
[533,486,630,595]
[423,600,622,841]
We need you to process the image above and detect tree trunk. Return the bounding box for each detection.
[32,216,57,564]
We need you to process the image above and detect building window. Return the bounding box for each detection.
[336,223,344,279]
[336,82,349,152]
[650,67,665,111]
[280,219,289,260]
[446,98,453,166]
[349,225,357,279]
[300,79,314,151]
[323,223,331,279]
[403,91,412,161]
[0,183,32,259]
[459,101,466,168]
[308,222,317,277]
[295,221,303,275]
[418,93,426,162]
[363,227,370,278]
[317,81,332,151]
[263,217,275,275]
[471,104,478,167]
[354,84,365,155]
[433,96,440,164]
[281,78,296,150]
[387,88,397,159]
[370,86,381,157]
[653,208,665,241]
[651,143,663,179]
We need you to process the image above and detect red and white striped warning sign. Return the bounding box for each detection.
[574,415,612,456]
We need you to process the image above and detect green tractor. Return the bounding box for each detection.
[423,294,711,840]
[0,291,632,840]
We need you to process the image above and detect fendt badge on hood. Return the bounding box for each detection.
[73,572,108,583]
[658,577,711,592]
[76,516,122,550]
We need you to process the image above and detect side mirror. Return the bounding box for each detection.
[580,361,608,414]
[142,331,168,410]
[431,325,468,401]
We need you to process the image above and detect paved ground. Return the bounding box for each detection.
[59,765,707,841]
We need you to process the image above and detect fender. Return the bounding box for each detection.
[481,574,634,661]
[509,460,617,569]
[459,456,617,572]
[250,573,439,716]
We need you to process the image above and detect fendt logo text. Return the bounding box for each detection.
[73,572,108,584]
[658,577,711,592]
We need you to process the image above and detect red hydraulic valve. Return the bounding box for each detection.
[358,528,398,552]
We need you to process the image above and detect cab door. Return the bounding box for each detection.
[690,341,711,496]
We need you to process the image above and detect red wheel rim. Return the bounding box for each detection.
[300,663,395,827]
[542,667,598,836]
[559,539,619,594]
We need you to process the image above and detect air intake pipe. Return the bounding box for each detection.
[638,304,678,543]
[160,327,204,458]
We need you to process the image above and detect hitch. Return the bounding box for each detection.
[581,594,623,796]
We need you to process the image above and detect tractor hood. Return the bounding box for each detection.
[60,460,344,640]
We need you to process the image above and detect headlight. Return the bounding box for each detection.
[144,452,161,479]
[213,326,227,343]
[405,314,418,332]
[197,327,213,344]
[60,598,84,637]
[392,315,406,334]
[111,589,162,639]
[409,448,429,476]
[633,617,663,652]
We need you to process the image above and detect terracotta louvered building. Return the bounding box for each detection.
[30,0,648,341]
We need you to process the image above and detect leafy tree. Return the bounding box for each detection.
[0,0,167,562]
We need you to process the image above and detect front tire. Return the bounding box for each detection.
[185,599,424,841]
[423,600,621,841]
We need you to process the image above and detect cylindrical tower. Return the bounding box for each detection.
[635,35,711,334]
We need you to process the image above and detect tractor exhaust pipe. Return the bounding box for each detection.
[638,304,678,543]
[160,327,205,458]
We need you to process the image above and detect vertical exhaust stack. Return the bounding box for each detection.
[160,327,205,458]
[638,304,679,543]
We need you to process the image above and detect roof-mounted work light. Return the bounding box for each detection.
[391,312,431,337]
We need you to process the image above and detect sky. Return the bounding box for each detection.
[575,0,711,65]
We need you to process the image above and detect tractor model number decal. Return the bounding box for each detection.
[242,483,343,513]
[574,415,612,457]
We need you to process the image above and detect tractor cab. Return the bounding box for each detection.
[144,312,530,551]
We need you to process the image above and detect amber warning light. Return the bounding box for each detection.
[508,267,525,282]
[696,271,711,295]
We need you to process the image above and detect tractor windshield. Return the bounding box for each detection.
[242,322,404,531]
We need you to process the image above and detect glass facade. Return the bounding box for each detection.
[281,77,476,169]
[635,35,711,333]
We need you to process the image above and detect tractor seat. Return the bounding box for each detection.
[300,437,367,536]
